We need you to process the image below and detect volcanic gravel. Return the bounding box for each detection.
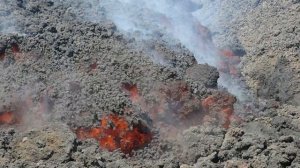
[0,0,299,168]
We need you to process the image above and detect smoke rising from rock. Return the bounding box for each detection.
[71,0,253,101]
[81,0,222,66]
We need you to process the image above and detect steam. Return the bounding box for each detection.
[0,1,18,34]
[54,0,254,103]
[81,0,222,66]
[0,19,17,34]
[70,0,253,101]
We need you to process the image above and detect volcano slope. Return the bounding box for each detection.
[0,0,300,168]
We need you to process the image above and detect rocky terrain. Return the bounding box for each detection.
[0,0,299,167]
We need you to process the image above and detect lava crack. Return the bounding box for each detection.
[75,114,152,154]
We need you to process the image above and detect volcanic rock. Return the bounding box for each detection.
[0,0,299,167]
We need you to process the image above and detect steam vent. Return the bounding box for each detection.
[0,0,299,167]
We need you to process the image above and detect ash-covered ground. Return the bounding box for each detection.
[0,0,299,168]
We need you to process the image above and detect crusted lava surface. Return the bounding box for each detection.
[0,0,299,168]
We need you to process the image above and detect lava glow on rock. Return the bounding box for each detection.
[76,114,152,154]
[0,111,21,125]
[11,43,20,54]
[76,81,236,153]
[122,83,140,103]
[201,94,236,128]
[218,49,241,76]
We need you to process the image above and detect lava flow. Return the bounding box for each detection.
[76,114,152,154]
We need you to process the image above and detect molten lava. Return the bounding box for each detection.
[76,114,152,154]
[122,81,236,130]
[0,95,53,127]
[0,111,21,125]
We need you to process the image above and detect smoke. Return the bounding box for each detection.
[0,1,18,34]
[0,87,53,129]
[79,0,223,66]
[65,0,252,101]
[0,19,17,34]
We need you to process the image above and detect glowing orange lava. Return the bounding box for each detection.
[0,111,20,125]
[0,95,53,127]
[76,114,152,154]
[123,81,236,130]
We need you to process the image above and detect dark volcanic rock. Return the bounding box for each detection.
[180,126,225,164]
[185,64,219,88]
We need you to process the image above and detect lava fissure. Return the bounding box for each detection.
[76,114,152,154]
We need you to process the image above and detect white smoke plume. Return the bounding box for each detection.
[69,0,253,101]
[79,0,222,66]
[75,0,254,101]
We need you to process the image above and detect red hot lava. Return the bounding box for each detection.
[123,81,236,130]
[76,82,236,153]
[0,111,21,125]
[0,93,53,127]
[76,114,152,154]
